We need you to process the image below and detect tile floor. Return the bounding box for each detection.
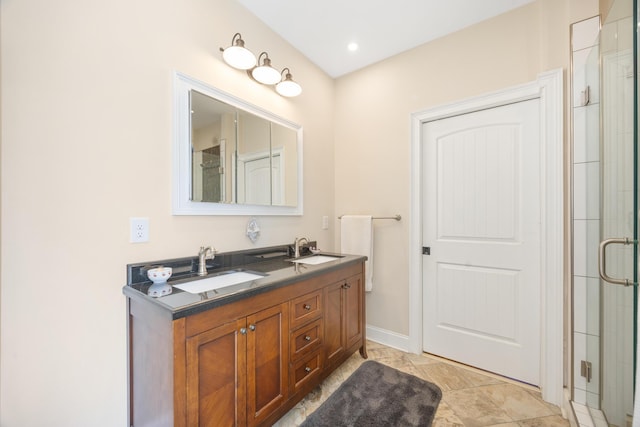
[275,340,569,427]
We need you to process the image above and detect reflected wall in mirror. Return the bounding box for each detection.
[234,111,271,206]
[173,72,303,215]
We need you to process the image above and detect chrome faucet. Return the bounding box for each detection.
[293,237,309,258]
[198,246,215,276]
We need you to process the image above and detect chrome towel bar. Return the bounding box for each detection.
[337,214,401,221]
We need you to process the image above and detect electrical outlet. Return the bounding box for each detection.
[322,215,329,230]
[130,217,149,243]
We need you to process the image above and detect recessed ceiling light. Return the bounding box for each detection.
[347,42,359,52]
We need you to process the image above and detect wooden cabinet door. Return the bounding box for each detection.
[344,274,364,349]
[246,303,289,427]
[186,318,247,427]
[324,281,345,367]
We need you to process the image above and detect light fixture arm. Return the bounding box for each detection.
[257,51,270,66]
[231,32,243,47]
[219,33,246,53]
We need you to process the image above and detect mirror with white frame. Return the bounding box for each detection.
[173,72,303,215]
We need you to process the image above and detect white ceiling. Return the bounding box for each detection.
[238,0,535,78]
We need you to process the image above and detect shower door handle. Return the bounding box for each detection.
[598,237,636,286]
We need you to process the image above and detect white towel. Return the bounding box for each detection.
[635,315,640,427]
[340,215,373,292]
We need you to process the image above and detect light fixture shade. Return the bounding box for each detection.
[221,33,256,70]
[276,69,302,97]
[251,53,281,85]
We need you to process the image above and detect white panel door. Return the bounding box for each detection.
[422,99,541,385]
[238,152,282,205]
[244,156,271,205]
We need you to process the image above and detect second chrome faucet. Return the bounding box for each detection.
[198,246,216,276]
[293,237,309,259]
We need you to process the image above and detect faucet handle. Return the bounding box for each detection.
[198,246,216,258]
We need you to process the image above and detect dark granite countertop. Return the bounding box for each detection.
[122,245,366,319]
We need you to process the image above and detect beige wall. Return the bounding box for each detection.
[601,0,616,21]
[1,0,600,425]
[334,0,597,336]
[0,0,334,425]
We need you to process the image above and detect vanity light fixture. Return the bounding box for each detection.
[220,33,256,70]
[251,52,281,85]
[220,33,302,97]
[276,68,302,97]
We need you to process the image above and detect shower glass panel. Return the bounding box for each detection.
[595,0,637,425]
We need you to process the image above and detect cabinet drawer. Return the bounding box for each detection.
[290,350,322,394]
[290,318,323,361]
[290,290,322,328]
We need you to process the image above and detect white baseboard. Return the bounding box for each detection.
[366,324,411,353]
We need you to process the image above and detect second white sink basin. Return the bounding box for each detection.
[173,270,266,294]
[290,255,342,265]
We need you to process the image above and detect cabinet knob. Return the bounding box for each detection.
[304,335,311,341]
[342,283,351,289]
[304,366,312,373]
[249,324,256,331]
[240,328,247,335]
[303,304,311,310]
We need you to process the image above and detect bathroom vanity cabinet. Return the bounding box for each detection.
[126,259,366,427]
[185,302,288,426]
[324,273,364,369]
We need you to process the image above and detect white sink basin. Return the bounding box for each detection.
[290,255,342,265]
[173,271,266,294]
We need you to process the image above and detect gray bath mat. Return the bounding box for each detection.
[300,360,442,427]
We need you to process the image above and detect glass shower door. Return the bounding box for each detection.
[597,0,637,424]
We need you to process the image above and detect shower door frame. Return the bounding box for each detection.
[571,4,638,423]
[598,46,637,424]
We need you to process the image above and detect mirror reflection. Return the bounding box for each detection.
[234,110,271,205]
[190,91,235,204]
[173,72,303,216]
[190,91,299,207]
